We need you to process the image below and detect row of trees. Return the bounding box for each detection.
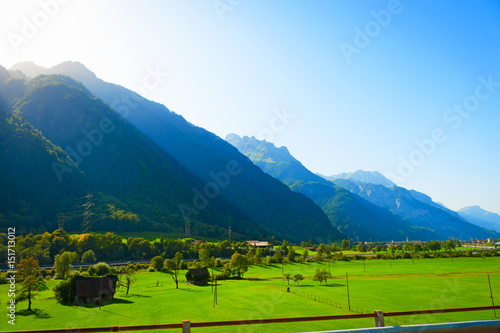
[0,230,272,267]
[347,240,459,253]
[3,230,498,273]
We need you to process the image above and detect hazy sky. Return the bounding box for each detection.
[1,1,499,214]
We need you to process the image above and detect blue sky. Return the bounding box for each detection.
[1,0,499,214]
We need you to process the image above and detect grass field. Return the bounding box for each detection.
[2,257,499,332]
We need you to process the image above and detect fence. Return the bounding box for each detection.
[5,305,500,333]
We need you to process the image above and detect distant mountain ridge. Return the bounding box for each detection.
[458,206,500,233]
[325,170,396,187]
[226,134,442,241]
[226,133,499,240]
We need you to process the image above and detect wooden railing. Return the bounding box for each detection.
[5,305,500,333]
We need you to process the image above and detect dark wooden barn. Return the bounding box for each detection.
[186,267,210,285]
[75,277,116,304]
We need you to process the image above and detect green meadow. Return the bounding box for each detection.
[2,257,499,333]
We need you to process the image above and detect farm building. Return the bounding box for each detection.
[75,277,116,305]
[245,240,269,248]
[186,267,210,285]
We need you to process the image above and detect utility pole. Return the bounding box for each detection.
[57,214,66,230]
[82,192,94,233]
[185,217,191,236]
[487,274,496,317]
[228,226,232,244]
[346,272,351,311]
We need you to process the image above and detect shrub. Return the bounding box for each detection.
[53,279,72,303]
[94,262,111,276]
[150,256,164,271]
[81,250,96,263]
[87,265,97,276]
[147,267,155,272]
[0,272,7,284]
[215,258,223,267]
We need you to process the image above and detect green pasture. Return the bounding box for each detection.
[2,257,499,332]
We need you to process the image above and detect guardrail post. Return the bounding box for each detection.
[374,310,384,327]
[182,320,191,332]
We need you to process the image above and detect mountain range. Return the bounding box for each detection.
[226,134,499,241]
[2,60,497,243]
[0,61,342,243]
[458,206,500,234]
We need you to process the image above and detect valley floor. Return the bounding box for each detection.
[2,257,499,332]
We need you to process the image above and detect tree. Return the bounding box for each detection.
[314,244,324,261]
[54,252,75,279]
[403,243,413,252]
[16,257,48,311]
[292,273,304,286]
[150,256,164,271]
[302,249,309,261]
[220,262,233,280]
[374,245,382,253]
[198,247,210,267]
[442,240,455,251]
[118,267,137,295]
[312,268,330,285]
[282,240,288,256]
[272,250,283,263]
[53,279,72,304]
[287,246,295,262]
[164,252,183,289]
[94,262,111,276]
[246,248,255,264]
[230,251,249,278]
[284,273,292,286]
[254,249,263,265]
[322,268,331,284]
[356,244,366,252]
[413,244,423,252]
[427,241,441,252]
[81,249,96,263]
[313,268,323,285]
[342,239,349,250]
